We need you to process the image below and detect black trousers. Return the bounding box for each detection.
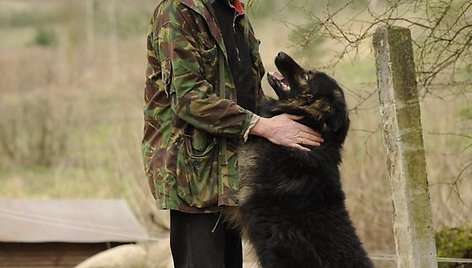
[170,210,243,268]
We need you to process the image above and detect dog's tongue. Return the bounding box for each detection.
[271,71,285,81]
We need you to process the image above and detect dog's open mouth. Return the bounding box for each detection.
[268,71,291,92]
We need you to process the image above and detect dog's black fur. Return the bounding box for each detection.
[232,52,373,268]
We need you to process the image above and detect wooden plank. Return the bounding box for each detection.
[0,242,125,268]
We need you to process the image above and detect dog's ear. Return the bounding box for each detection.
[328,103,349,133]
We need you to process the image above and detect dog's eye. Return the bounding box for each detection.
[303,71,314,81]
[306,94,314,102]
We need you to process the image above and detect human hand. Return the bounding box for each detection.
[250,114,323,151]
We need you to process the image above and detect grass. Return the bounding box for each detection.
[0,1,470,266]
[436,225,472,268]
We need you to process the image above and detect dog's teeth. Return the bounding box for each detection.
[281,83,290,92]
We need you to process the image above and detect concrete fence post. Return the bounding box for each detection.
[373,26,438,268]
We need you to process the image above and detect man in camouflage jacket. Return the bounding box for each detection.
[143,0,263,214]
[143,0,323,266]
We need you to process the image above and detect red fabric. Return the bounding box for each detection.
[230,0,244,14]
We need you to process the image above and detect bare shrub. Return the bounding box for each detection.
[0,94,71,167]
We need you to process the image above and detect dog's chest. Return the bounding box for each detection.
[238,142,258,176]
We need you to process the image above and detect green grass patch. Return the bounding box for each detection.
[0,10,65,28]
[33,27,58,47]
[436,225,472,268]
[456,107,472,120]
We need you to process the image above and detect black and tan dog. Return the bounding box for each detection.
[225,52,373,268]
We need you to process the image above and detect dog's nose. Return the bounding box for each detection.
[277,52,287,60]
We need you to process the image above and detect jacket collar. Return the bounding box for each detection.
[180,0,228,59]
[208,0,245,12]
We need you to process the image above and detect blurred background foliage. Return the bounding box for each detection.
[436,225,472,268]
[0,0,470,267]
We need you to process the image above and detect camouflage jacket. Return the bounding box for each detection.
[142,0,265,213]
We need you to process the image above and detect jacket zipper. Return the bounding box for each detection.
[233,11,243,62]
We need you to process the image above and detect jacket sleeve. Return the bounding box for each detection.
[156,4,256,139]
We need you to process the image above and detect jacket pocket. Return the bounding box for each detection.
[198,44,218,93]
[176,129,219,208]
[199,44,217,64]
